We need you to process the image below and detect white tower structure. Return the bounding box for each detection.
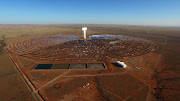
[82,27,87,39]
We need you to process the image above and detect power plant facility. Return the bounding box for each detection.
[5,27,156,101]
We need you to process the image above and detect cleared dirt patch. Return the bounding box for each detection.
[52,64,70,69]
[93,74,147,99]
[70,63,87,69]
[42,77,90,100]
[88,63,105,69]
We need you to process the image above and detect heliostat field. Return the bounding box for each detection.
[7,35,155,61]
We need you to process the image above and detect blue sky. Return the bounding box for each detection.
[0,0,180,26]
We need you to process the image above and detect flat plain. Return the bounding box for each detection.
[0,24,180,101]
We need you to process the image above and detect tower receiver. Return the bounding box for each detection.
[82,27,87,39]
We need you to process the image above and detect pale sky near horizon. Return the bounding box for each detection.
[0,0,180,26]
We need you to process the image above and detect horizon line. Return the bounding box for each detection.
[0,23,180,28]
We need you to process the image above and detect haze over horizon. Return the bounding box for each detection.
[0,0,180,27]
